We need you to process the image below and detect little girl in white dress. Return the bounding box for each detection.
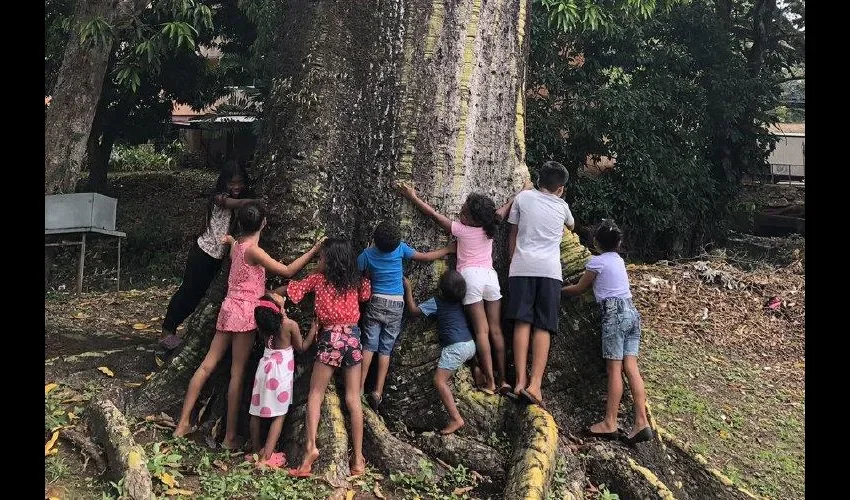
[248,292,317,467]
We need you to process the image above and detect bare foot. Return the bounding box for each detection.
[295,447,320,475]
[350,455,366,476]
[221,436,243,450]
[589,421,618,434]
[173,421,193,438]
[440,418,465,435]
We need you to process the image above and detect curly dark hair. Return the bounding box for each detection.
[321,238,360,292]
[594,219,623,252]
[373,221,401,253]
[438,270,467,303]
[254,294,282,342]
[233,201,267,237]
[463,193,500,239]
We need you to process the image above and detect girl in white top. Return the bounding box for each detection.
[562,220,653,445]
[159,162,261,350]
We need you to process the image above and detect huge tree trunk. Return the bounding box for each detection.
[131,1,758,498]
[44,0,145,195]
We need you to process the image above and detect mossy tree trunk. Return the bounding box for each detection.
[132,2,757,498]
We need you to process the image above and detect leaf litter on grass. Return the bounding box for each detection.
[633,259,804,499]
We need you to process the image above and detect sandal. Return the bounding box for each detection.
[258,452,287,469]
[626,426,654,446]
[519,389,544,407]
[158,334,183,351]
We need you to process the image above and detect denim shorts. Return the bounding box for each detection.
[361,296,404,356]
[600,297,641,360]
[437,340,476,371]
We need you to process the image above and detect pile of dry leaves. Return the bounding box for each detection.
[630,259,804,364]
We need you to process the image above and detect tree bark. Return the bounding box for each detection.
[44,0,146,195]
[131,1,758,498]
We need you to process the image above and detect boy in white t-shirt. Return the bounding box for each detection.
[505,161,574,406]
[562,220,653,445]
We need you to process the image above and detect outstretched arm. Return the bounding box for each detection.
[402,278,422,317]
[562,270,597,296]
[397,182,453,233]
[411,240,456,262]
[248,238,324,278]
[496,178,533,221]
[214,194,263,210]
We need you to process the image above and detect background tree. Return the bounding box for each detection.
[527,0,805,258]
[45,0,215,195]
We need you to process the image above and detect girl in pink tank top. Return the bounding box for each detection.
[174,202,325,451]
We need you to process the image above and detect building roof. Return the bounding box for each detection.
[768,123,804,136]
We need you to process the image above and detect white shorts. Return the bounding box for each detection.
[459,267,502,305]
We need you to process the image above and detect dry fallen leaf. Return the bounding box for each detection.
[72,312,90,319]
[213,459,228,471]
[132,323,151,330]
[45,485,64,500]
[155,357,165,368]
[145,372,154,380]
[67,412,78,421]
[45,431,60,456]
[345,490,355,500]
[164,489,194,496]
[453,486,474,496]
[373,484,386,499]
[124,382,143,388]
[45,383,59,395]
[97,366,115,377]
[159,472,176,488]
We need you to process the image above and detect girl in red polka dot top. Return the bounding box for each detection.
[285,238,371,478]
[247,292,318,468]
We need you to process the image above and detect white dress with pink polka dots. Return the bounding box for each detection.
[249,343,295,418]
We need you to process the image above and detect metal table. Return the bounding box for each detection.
[45,227,127,293]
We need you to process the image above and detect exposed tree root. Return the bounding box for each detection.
[363,405,448,479]
[87,396,152,500]
[61,427,107,473]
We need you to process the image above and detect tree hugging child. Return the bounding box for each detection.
[247,292,318,468]
[285,238,372,478]
[402,273,476,435]
[562,220,652,445]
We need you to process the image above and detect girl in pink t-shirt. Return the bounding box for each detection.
[398,180,531,395]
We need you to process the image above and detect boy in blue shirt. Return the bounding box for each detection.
[403,273,475,435]
[357,221,455,407]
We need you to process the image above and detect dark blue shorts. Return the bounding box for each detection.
[504,276,562,334]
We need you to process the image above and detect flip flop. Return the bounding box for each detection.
[479,387,496,396]
[258,452,287,469]
[497,385,513,396]
[520,389,544,407]
[367,392,383,410]
[288,468,313,478]
[626,426,654,446]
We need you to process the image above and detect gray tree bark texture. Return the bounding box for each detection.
[44,0,146,195]
[131,1,761,498]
